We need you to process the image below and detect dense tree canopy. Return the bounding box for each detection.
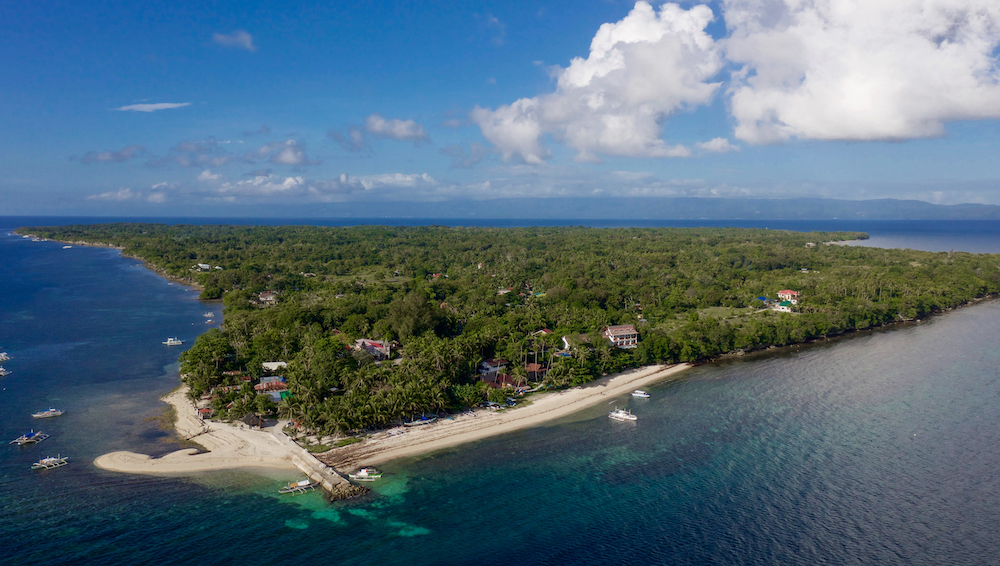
[25,223,1000,435]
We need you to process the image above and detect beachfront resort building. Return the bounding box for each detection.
[602,324,639,349]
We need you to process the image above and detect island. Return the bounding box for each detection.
[21,224,1000,495]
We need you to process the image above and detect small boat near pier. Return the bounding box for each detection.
[279,479,318,494]
[348,467,383,481]
[10,430,49,445]
[32,455,68,470]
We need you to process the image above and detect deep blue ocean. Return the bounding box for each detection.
[2,217,1000,565]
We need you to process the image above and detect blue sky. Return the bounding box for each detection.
[4,0,1000,216]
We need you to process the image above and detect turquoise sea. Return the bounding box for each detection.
[3,217,1000,565]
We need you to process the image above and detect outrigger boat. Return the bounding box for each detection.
[609,408,637,422]
[10,430,49,445]
[404,415,436,427]
[0,352,10,361]
[32,408,65,418]
[279,479,318,494]
[32,455,68,470]
[0,366,10,377]
[348,467,383,481]
[162,337,185,346]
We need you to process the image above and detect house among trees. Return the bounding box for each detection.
[773,301,795,313]
[258,291,278,304]
[602,324,639,349]
[255,375,289,401]
[354,338,390,360]
[261,361,287,373]
[525,362,547,381]
[777,290,801,304]
[479,358,508,376]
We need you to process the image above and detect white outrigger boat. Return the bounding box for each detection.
[279,479,318,494]
[32,408,65,418]
[609,408,637,422]
[0,366,10,377]
[631,390,650,398]
[0,352,10,361]
[349,467,383,481]
[10,430,49,445]
[32,455,68,470]
[162,337,185,346]
[203,312,215,318]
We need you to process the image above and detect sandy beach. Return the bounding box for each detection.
[95,363,692,478]
[94,387,298,474]
[319,363,692,470]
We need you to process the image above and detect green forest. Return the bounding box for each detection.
[23,223,1000,435]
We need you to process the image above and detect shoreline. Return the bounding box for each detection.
[13,231,205,290]
[94,387,298,474]
[318,363,692,470]
[94,364,693,481]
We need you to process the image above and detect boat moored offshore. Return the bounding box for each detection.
[10,430,50,445]
[609,408,637,422]
[631,390,650,398]
[162,337,185,346]
[32,455,69,470]
[32,408,65,418]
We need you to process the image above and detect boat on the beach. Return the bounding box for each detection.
[632,390,650,398]
[404,415,437,427]
[279,479,318,494]
[349,467,383,481]
[609,408,637,422]
[31,455,68,470]
[162,337,185,346]
[32,408,65,418]
[10,430,50,445]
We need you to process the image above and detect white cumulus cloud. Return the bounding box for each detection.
[365,114,430,144]
[114,103,191,112]
[724,0,1000,143]
[695,137,739,153]
[472,2,721,162]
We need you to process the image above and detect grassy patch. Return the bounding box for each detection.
[335,437,362,447]
[304,443,331,453]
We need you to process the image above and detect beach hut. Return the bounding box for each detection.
[242,414,266,428]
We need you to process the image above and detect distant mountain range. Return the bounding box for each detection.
[311,197,1000,220]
